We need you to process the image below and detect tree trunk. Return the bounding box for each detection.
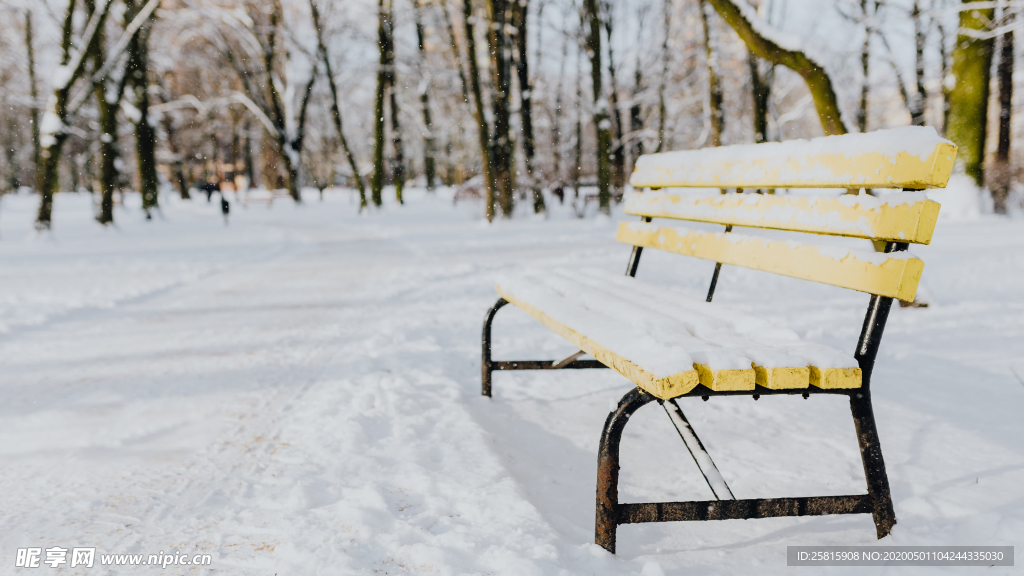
[513,0,545,213]
[552,17,569,184]
[699,0,724,146]
[36,0,113,229]
[574,48,583,207]
[656,0,670,152]
[4,116,22,192]
[415,5,437,192]
[488,0,515,217]
[310,0,367,209]
[938,20,951,134]
[992,15,1014,214]
[382,3,404,205]
[458,0,497,221]
[157,83,190,199]
[583,0,612,214]
[389,86,406,204]
[749,52,771,143]
[243,118,254,191]
[706,0,847,135]
[630,61,643,167]
[92,24,123,226]
[371,0,391,207]
[947,2,995,187]
[94,85,119,225]
[25,10,40,179]
[604,5,626,189]
[125,0,159,216]
[910,0,927,126]
[857,0,873,133]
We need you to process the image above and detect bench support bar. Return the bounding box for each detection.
[482,297,609,397]
[618,495,871,524]
[596,387,896,553]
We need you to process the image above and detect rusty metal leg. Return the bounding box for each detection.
[850,390,897,538]
[481,298,509,397]
[596,388,657,553]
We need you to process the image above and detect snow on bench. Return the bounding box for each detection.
[624,189,941,244]
[495,268,860,399]
[629,125,956,191]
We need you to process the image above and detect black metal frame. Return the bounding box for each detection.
[481,298,609,398]
[480,218,904,554]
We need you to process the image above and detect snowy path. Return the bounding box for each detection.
[0,190,1022,575]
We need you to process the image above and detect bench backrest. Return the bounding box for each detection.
[621,126,957,301]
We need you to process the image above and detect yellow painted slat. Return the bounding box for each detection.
[756,366,811,389]
[811,367,863,389]
[629,126,957,190]
[616,222,924,301]
[696,365,756,391]
[624,191,941,244]
[496,280,859,397]
[494,284,701,399]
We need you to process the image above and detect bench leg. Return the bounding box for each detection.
[850,390,897,538]
[481,298,509,397]
[596,387,657,553]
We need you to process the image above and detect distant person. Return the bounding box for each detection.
[220,194,230,225]
[202,179,220,202]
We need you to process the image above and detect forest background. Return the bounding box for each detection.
[0,0,1019,229]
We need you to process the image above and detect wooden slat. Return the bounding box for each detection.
[756,366,810,389]
[616,222,924,301]
[811,367,862,389]
[496,273,862,397]
[624,190,941,244]
[495,284,702,399]
[629,126,957,190]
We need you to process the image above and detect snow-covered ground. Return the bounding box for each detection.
[0,188,1022,575]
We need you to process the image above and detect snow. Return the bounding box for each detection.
[632,126,953,187]
[726,0,803,52]
[51,65,73,91]
[38,110,65,149]
[1,189,1023,574]
[928,174,983,220]
[497,267,858,375]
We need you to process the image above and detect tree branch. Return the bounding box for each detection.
[705,0,847,135]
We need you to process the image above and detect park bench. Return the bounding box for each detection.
[480,126,956,553]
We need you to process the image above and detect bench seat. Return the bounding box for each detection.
[495,268,861,399]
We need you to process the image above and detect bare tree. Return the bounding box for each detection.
[706,0,847,135]
[125,0,160,217]
[551,3,572,186]
[656,0,670,151]
[992,8,1015,214]
[699,0,724,146]
[90,10,128,226]
[36,0,116,229]
[415,1,437,192]
[947,1,994,187]
[583,0,612,213]
[455,0,497,220]
[602,0,626,188]
[372,0,398,206]
[486,0,516,216]
[24,9,40,179]
[309,0,367,209]
[877,1,927,127]
[203,0,316,202]
[513,0,545,212]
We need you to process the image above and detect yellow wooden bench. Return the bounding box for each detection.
[480,126,956,553]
